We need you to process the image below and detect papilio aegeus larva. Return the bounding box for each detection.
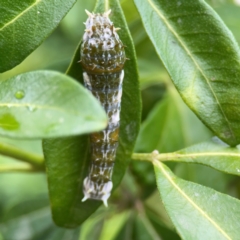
[80,9,126,207]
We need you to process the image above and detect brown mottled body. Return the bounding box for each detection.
[80,10,126,206]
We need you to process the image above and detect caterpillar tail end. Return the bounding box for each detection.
[82,177,113,207]
[81,195,89,202]
[81,193,109,207]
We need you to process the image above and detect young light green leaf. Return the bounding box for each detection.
[134,0,240,146]
[99,211,130,240]
[154,161,240,240]
[44,0,141,227]
[0,0,77,72]
[169,138,240,176]
[0,71,107,138]
[79,211,107,240]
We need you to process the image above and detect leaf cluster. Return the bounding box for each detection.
[1,0,240,239]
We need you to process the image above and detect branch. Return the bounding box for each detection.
[132,151,240,162]
[0,164,42,173]
[0,142,44,170]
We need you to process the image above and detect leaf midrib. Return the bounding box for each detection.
[147,0,235,141]
[132,151,240,161]
[175,152,240,158]
[0,0,42,32]
[0,103,79,115]
[154,160,231,240]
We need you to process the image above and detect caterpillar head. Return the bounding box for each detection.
[81,9,126,73]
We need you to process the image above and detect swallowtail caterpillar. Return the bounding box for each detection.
[80,9,126,207]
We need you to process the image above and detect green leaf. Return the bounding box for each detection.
[114,213,135,240]
[43,135,92,228]
[79,210,107,240]
[169,137,240,177]
[213,2,240,44]
[146,209,181,240]
[99,211,130,240]
[0,0,77,73]
[154,161,240,240]
[0,197,80,240]
[175,163,232,198]
[0,71,106,139]
[137,59,168,87]
[135,88,211,154]
[131,86,210,199]
[133,214,161,240]
[43,0,141,227]
[134,0,240,146]
[114,211,164,240]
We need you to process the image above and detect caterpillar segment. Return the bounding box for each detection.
[80,10,126,207]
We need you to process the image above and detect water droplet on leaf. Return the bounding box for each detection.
[15,90,25,99]
[177,18,182,24]
[27,105,37,112]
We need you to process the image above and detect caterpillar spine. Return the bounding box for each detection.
[80,9,126,207]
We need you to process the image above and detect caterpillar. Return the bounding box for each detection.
[80,9,126,207]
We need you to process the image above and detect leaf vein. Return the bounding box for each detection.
[154,160,231,240]
[0,103,78,115]
[147,0,236,141]
[167,12,211,20]
[0,0,42,32]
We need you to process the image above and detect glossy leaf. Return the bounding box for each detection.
[134,0,240,146]
[43,0,141,227]
[169,137,240,176]
[0,71,106,139]
[154,161,240,240]
[131,87,210,199]
[0,0,77,72]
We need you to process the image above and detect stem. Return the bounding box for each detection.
[132,152,179,162]
[132,151,240,163]
[0,142,44,170]
[132,151,206,164]
[0,164,42,173]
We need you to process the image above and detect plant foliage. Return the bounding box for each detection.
[0,0,240,239]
